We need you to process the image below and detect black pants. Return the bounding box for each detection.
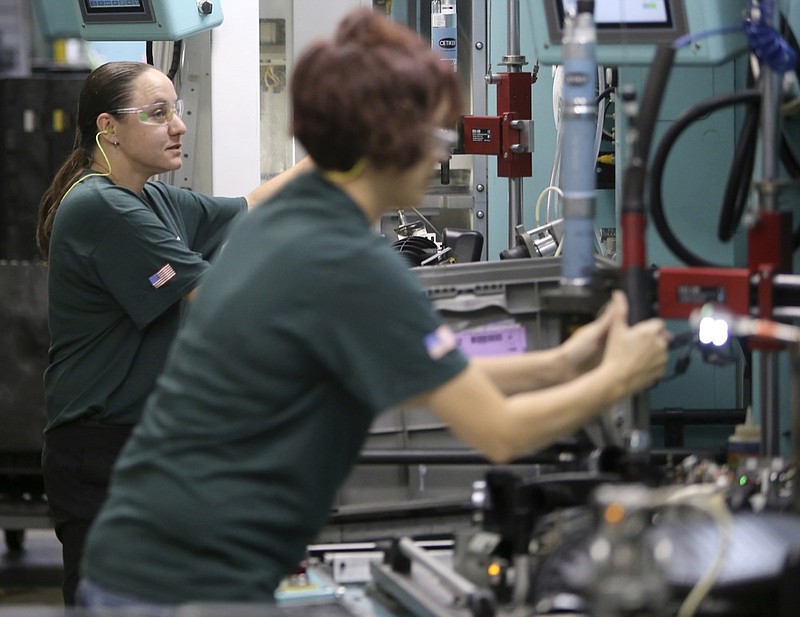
[41,421,133,606]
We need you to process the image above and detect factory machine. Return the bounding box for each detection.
[300,2,800,617]
[5,1,800,616]
[349,3,800,617]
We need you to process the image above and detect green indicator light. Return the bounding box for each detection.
[739,475,748,486]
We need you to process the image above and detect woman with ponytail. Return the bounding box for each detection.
[36,60,308,606]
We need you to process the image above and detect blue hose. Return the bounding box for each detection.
[745,0,797,73]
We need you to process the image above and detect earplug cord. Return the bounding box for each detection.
[59,131,114,204]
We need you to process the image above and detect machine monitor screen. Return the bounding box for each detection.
[545,0,688,47]
[80,0,155,24]
[533,0,748,65]
[558,0,673,31]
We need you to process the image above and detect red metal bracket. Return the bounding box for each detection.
[461,72,532,178]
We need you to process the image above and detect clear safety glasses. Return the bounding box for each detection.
[110,99,184,126]
[428,127,458,161]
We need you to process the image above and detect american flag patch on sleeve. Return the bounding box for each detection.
[148,263,176,288]
[424,324,458,360]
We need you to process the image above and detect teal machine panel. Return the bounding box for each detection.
[530,0,748,66]
[31,1,81,39]
[32,0,223,41]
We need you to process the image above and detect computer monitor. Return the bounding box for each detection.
[531,0,749,66]
[32,0,224,41]
[79,0,157,26]
[550,0,687,46]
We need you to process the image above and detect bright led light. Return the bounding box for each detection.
[711,318,729,346]
[698,316,715,344]
[698,316,729,347]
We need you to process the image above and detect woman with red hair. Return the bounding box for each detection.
[79,8,667,608]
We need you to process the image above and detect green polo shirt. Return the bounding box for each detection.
[44,175,245,430]
[82,170,468,603]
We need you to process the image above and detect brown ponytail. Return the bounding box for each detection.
[36,149,94,262]
[35,61,155,262]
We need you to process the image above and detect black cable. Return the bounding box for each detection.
[392,236,438,267]
[144,40,183,82]
[780,135,800,178]
[718,98,759,242]
[167,40,183,81]
[793,223,800,252]
[594,86,614,105]
[648,90,761,267]
[631,45,676,179]
[650,7,800,262]
[777,12,800,249]
[621,44,676,325]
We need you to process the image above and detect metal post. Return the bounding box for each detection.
[508,179,523,248]
[756,0,782,458]
[506,0,523,247]
[506,0,520,58]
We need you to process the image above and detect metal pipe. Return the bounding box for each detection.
[760,353,781,457]
[358,448,578,465]
[790,347,800,547]
[791,346,800,465]
[755,1,782,458]
[506,0,523,248]
[649,408,747,425]
[506,0,520,61]
[758,1,780,213]
[397,537,487,603]
[508,178,523,247]
[774,274,800,287]
[760,73,780,213]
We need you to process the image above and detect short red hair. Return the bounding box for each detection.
[291,9,462,172]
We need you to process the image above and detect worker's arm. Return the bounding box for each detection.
[182,158,316,302]
[409,292,668,464]
[245,156,315,209]
[470,297,617,394]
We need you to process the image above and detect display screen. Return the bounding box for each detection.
[80,0,155,24]
[85,0,147,13]
[544,0,688,49]
[535,0,744,66]
[558,0,673,30]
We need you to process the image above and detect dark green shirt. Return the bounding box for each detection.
[44,175,245,430]
[82,171,468,603]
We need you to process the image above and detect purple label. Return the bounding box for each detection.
[456,322,527,357]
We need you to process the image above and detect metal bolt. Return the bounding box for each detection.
[476,184,485,192]
[476,211,485,219]
[475,42,484,50]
